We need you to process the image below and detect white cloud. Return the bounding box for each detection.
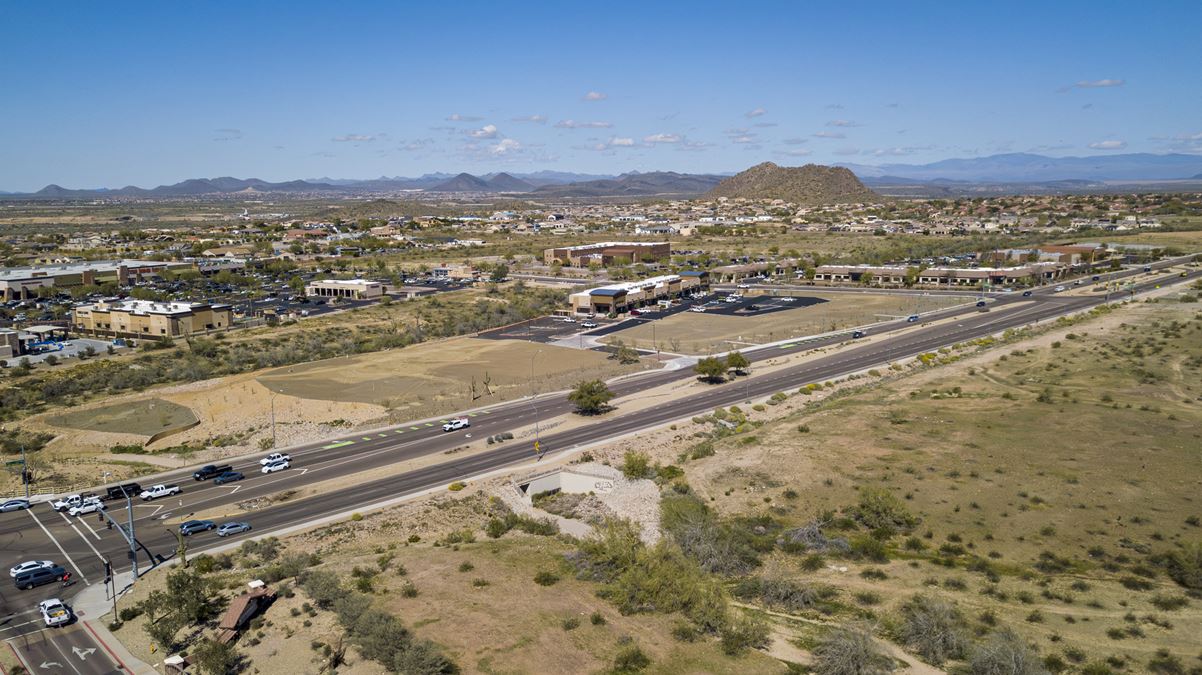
[826,119,859,127]
[871,147,916,156]
[778,148,812,157]
[468,124,498,139]
[833,148,860,156]
[554,119,613,129]
[781,138,808,145]
[608,137,635,147]
[446,113,483,122]
[731,135,756,144]
[745,107,766,118]
[332,134,382,143]
[583,91,607,101]
[644,133,682,144]
[678,139,712,152]
[1088,140,1127,150]
[511,114,547,124]
[1077,79,1125,88]
[1174,132,1202,141]
[813,131,845,139]
[582,136,636,152]
[490,138,521,155]
[753,122,778,128]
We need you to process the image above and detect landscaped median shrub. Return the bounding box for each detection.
[447,481,467,491]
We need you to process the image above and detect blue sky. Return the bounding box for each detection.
[2,0,1200,191]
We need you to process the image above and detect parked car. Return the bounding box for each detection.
[443,417,470,432]
[9,560,53,578]
[261,459,290,474]
[217,521,252,537]
[213,471,245,485]
[39,599,72,627]
[13,565,67,590]
[259,453,291,466]
[0,499,30,512]
[179,520,216,536]
[690,306,706,313]
[193,464,233,481]
[581,321,598,328]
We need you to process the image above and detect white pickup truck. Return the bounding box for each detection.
[39,599,72,628]
[260,452,291,466]
[51,494,98,512]
[139,484,181,501]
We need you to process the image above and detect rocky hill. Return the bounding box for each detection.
[706,162,879,204]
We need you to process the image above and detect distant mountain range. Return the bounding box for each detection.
[7,153,1202,200]
[840,153,1202,183]
[707,162,879,204]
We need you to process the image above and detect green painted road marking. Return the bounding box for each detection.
[395,430,404,434]
[362,437,372,441]
[779,343,797,349]
[423,423,434,427]
[321,441,354,449]
[378,433,387,438]
[468,413,477,417]
[409,426,419,430]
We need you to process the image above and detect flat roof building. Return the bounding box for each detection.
[72,299,233,338]
[544,242,671,267]
[304,278,384,300]
[568,273,707,315]
[0,259,194,301]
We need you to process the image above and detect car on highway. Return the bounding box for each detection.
[180,520,216,536]
[852,330,866,339]
[105,483,142,501]
[581,321,598,328]
[13,564,66,590]
[1054,285,1066,292]
[975,300,987,307]
[1022,290,1033,297]
[0,498,30,512]
[39,599,72,627]
[261,459,290,474]
[906,315,920,322]
[193,464,233,481]
[213,471,245,485]
[259,452,291,466]
[50,494,98,512]
[9,560,53,578]
[139,484,180,501]
[217,521,252,537]
[67,498,104,517]
[443,417,470,432]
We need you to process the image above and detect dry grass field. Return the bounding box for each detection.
[675,299,1202,670]
[604,292,967,354]
[257,337,645,413]
[45,397,198,437]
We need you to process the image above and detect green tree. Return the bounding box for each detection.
[613,342,641,365]
[694,356,728,383]
[725,351,749,375]
[490,263,509,283]
[621,451,651,479]
[568,379,614,414]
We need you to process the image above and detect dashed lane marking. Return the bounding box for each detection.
[321,441,354,449]
[25,510,90,585]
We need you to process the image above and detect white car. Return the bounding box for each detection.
[581,321,598,328]
[690,306,706,313]
[261,459,290,474]
[1054,285,1066,292]
[780,297,796,303]
[39,599,72,628]
[260,452,291,466]
[442,417,470,432]
[736,283,751,289]
[560,316,576,323]
[9,560,53,578]
[68,498,104,517]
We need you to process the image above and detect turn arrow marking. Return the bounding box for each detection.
[73,646,96,660]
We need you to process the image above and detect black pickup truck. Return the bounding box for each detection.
[192,464,234,481]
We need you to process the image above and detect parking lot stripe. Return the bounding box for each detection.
[24,510,90,585]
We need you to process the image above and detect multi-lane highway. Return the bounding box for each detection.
[1,260,1197,650]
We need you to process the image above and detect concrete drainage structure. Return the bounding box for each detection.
[504,463,662,544]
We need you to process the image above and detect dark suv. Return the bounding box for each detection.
[14,565,67,590]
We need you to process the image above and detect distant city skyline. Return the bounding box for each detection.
[2,0,1200,192]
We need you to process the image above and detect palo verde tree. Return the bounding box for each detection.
[568,379,615,415]
[694,356,728,384]
[725,351,750,376]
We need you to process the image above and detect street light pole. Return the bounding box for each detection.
[126,494,138,579]
[270,391,278,448]
[530,349,542,457]
[21,446,29,500]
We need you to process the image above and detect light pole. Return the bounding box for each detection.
[269,391,278,449]
[530,349,543,457]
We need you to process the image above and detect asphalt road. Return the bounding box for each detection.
[7,621,126,675]
[0,259,1195,643]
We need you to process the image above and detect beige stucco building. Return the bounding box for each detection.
[72,299,233,338]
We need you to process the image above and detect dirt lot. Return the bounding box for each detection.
[46,397,198,436]
[603,291,967,353]
[257,337,645,414]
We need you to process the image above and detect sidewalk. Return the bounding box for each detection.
[72,571,157,674]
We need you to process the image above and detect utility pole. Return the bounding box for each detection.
[21,446,29,500]
[269,391,278,448]
[530,349,542,458]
